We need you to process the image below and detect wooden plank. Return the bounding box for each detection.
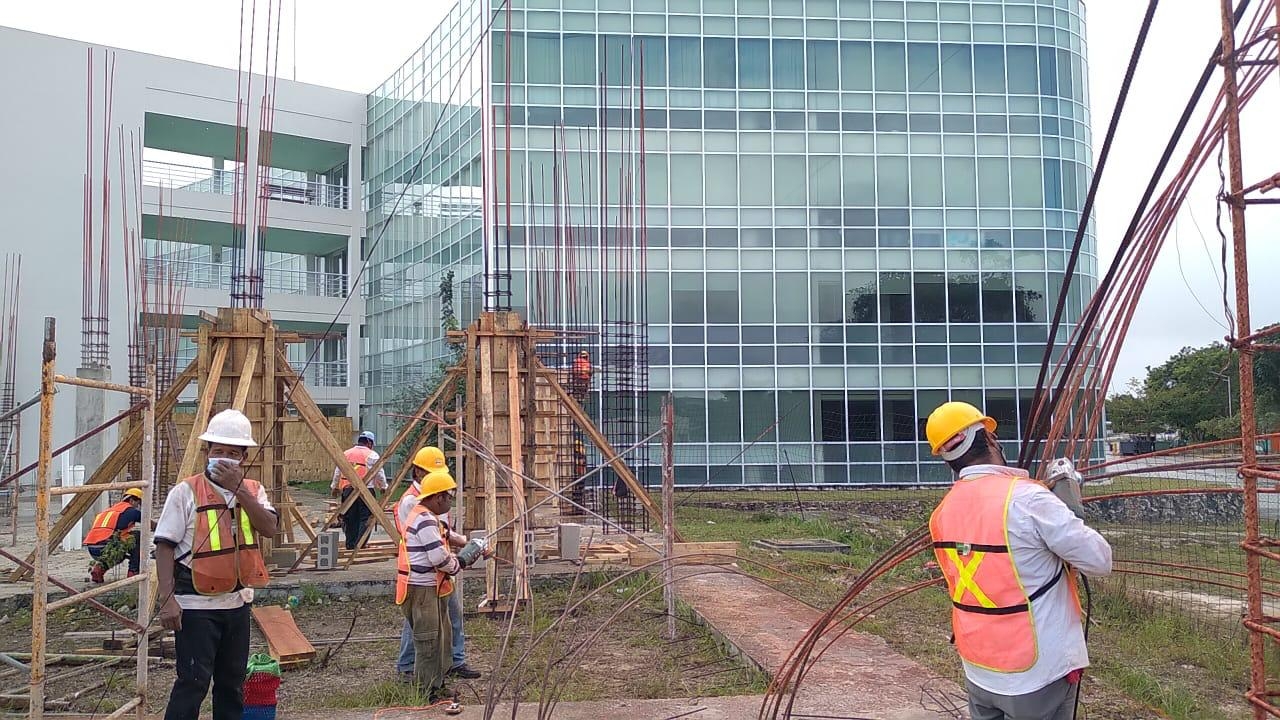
[505,336,529,600]
[629,542,739,568]
[9,363,197,581]
[479,333,499,602]
[536,361,675,538]
[230,345,260,414]
[250,606,316,665]
[177,339,229,479]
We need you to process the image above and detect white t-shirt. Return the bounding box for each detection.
[154,477,276,610]
[953,465,1113,696]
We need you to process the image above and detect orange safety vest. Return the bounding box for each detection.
[85,501,135,545]
[928,471,1075,673]
[393,483,420,535]
[573,357,592,381]
[185,473,270,595]
[337,446,374,491]
[395,505,455,604]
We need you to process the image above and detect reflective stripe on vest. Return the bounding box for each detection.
[85,501,132,545]
[184,474,270,595]
[928,472,1071,673]
[338,446,374,491]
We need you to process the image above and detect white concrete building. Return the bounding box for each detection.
[0,26,367,476]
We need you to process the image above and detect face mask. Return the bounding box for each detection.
[207,458,241,474]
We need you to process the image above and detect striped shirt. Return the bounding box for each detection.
[403,507,461,586]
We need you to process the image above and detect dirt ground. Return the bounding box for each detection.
[0,573,763,715]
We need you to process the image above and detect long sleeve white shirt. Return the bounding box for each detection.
[955,464,1113,696]
[330,448,387,491]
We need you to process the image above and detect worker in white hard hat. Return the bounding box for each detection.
[84,487,144,583]
[925,401,1112,720]
[153,409,278,720]
[331,430,388,550]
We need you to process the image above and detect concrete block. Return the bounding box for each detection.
[558,523,583,561]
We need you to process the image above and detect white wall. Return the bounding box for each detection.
[0,26,368,476]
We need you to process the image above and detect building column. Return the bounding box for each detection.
[74,366,110,536]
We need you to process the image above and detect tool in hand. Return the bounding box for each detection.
[456,536,490,567]
[1044,457,1087,520]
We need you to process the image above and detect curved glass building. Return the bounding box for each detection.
[363,0,1098,486]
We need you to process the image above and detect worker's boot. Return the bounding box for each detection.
[89,564,105,584]
[448,663,481,679]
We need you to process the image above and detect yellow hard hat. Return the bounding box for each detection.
[417,469,457,499]
[412,446,447,473]
[925,401,997,456]
[124,488,144,501]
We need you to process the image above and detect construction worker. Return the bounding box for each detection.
[331,430,387,550]
[84,487,143,583]
[394,448,481,682]
[396,467,484,698]
[925,401,1112,720]
[154,409,277,720]
[571,349,593,401]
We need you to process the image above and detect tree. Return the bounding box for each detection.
[1104,389,1163,436]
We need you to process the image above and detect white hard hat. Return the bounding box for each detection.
[198,409,258,447]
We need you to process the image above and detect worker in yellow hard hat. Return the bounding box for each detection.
[394,449,482,685]
[84,487,144,583]
[925,401,1112,719]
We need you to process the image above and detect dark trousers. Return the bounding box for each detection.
[340,486,372,550]
[87,531,140,572]
[165,604,251,720]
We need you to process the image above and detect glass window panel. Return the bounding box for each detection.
[973,44,1005,93]
[807,40,840,90]
[1042,159,1063,210]
[944,156,976,206]
[811,273,843,323]
[639,36,666,85]
[1057,48,1073,100]
[776,272,808,322]
[879,271,913,323]
[706,155,739,205]
[840,41,873,90]
[704,37,737,88]
[707,273,740,323]
[874,42,907,91]
[817,391,847,441]
[775,156,807,207]
[907,42,940,92]
[809,155,841,206]
[492,32,525,83]
[883,391,917,441]
[674,391,707,442]
[848,391,880,441]
[773,39,805,89]
[739,39,770,89]
[1011,158,1043,208]
[982,272,1014,322]
[777,391,813,441]
[978,157,1010,208]
[671,272,704,322]
[940,43,972,92]
[527,33,562,84]
[742,274,775,322]
[742,391,778,440]
[948,272,980,322]
[563,34,596,85]
[741,155,773,205]
[600,35,636,86]
[914,272,947,322]
[1014,272,1046,323]
[708,391,742,442]
[843,156,876,205]
[648,272,670,323]
[1038,47,1057,96]
[669,37,702,87]
[671,155,704,205]
[845,272,877,323]
[1006,46,1038,94]
[877,156,909,206]
[910,156,943,207]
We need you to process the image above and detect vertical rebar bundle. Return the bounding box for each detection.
[0,254,20,542]
[81,48,115,369]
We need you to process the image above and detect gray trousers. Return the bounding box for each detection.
[967,675,1078,720]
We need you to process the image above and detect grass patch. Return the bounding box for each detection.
[292,480,332,496]
[324,680,439,709]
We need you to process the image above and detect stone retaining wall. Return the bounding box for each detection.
[1084,491,1243,525]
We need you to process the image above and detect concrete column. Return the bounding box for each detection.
[74,366,110,538]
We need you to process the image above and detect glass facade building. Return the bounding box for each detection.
[363,0,1098,486]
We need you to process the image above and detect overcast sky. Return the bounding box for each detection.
[3,1,1277,393]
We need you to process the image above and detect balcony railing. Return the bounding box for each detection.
[300,360,349,388]
[143,258,347,298]
[142,160,350,209]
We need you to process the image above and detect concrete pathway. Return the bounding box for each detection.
[674,566,965,720]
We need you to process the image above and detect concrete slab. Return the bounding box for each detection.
[675,566,964,720]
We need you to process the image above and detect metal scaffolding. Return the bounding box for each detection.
[27,317,156,720]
